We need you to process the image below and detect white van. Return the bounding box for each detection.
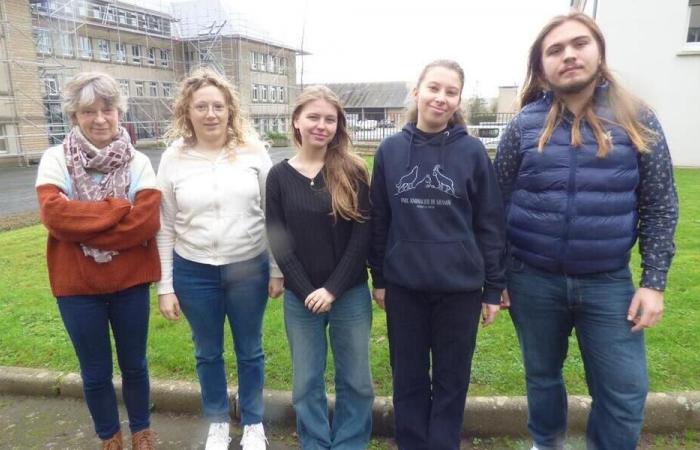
[467,122,508,151]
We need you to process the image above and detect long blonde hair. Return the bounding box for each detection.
[521,12,655,157]
[291,86,369,222]
[406,59,467,128]
[165,68,251,150]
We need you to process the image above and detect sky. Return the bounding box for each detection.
[147,0,573,98]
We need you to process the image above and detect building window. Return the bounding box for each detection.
[279,86,286,103]
[270,85,276,102]
[97,39,110,60]
[261,85,267,102]
[256,52,265,70]
[128,12,138,26]
[252,84,258,102]
[118,79,129,96]
[60,33,74,57]
[43,75,59,97]
[250,51,256,69]
[267,55,275,72]
[34,29,52,54]
[147,47,156,65]
[114,42,126,62]
[78,36,92,58]
[162,82,172,97]
[134,81,144,97]
[280,57,287,74]
[149,81,158,97]
[0,124,7,154]
[689,1,700,43]
[118,10,127,24]
[160,49,170,67]
[131,45,141,64]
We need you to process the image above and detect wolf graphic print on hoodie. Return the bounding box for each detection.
[369,123,506,303]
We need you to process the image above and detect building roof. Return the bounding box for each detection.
[324,82,410,109]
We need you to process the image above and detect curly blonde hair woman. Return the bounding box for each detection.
[157,68,283,450]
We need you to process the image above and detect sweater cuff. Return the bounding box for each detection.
[482,287,502,305]
[157,280,174,295]
[640,268,667,292]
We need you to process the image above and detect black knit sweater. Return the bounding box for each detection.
[265,159,370,301]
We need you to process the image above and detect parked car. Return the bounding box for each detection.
[356,119,378,130]
[467,122,507,151]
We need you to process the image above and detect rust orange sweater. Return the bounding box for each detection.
[37,184,161,296]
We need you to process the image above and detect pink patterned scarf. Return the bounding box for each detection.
[63,126,134,263]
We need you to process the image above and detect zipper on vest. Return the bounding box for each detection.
[559,144,577,271]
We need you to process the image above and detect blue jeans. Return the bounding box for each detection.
[385,283,482,450]
[508,258,648,450]
[284,283,374,450]
[173,252,269,424]
[57,283,151,440]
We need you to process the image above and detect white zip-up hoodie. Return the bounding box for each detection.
[156,138,281,295]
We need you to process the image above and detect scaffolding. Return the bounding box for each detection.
[0,0,303,165]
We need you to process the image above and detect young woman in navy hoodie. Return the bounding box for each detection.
[369,60,506,450]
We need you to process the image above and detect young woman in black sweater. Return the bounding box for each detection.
[265,86,373,449]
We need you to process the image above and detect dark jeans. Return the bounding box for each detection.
[173,251,269,424]
[508,258,647,450]
[57,283,151,440]
[385,283,482,450]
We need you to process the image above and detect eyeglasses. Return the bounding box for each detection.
[190,103,227,114]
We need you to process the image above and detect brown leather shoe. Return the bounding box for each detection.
[101,430,123,450]
[132,429,155,450]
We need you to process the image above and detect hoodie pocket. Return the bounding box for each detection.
[384,239,484,292]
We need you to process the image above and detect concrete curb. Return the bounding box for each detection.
[1,366,698,437]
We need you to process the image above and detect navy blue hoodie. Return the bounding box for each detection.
[368,123,506,304]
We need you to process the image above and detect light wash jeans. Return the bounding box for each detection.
[284,283,374,450]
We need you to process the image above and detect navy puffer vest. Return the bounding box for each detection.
[508,87,640,274]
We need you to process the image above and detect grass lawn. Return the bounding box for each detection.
[0,168,698,397]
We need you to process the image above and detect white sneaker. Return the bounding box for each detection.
[240,423,268,450]
[205,422,231,450]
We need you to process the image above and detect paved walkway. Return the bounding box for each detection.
[0,394,299,449]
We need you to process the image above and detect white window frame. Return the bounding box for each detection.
[279,86,286,103]
[60,33,74,57]
[113,42,126,62]
[78,36,92,59]
[261,84,267,102]
[131,45,141,64]
[250,51,256,70]
[97,39,110,60]
[34,29,52,54]
[149,81,158,97]
[0,124,8,154]
[162,82,172,97]
[134,81,144,97]
[686,1,700,50]
[147,47,156,65]
[252,84,258,102]
[160,49,169,67]
[279,57,287,74]
[43,75,59,96]
[270,85,276,102]
[118,79,129,96]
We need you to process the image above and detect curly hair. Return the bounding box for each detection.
[165,68,251,150]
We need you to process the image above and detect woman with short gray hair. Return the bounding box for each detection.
[35,72,160,450]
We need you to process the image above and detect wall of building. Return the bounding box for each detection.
[596,0,700,166]
[1,0,50,161]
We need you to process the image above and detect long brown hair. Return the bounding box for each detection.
[165,68,251,151]
[406,59,467,128]
[520,12,655,157]
[291,85,369,222]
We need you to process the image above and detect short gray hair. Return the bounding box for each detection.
[62,72,127,121]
